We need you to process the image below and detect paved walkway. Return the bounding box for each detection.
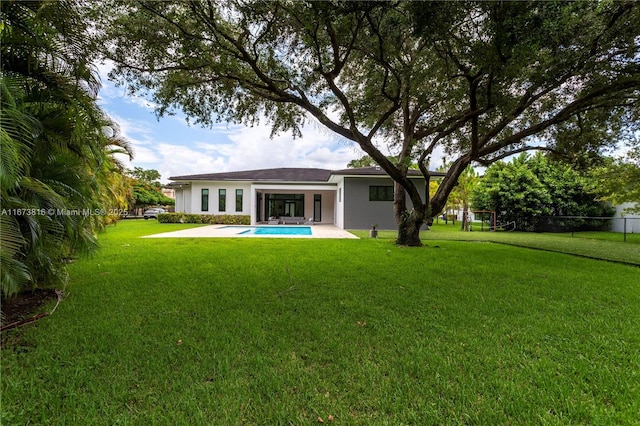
[143,224,359,239]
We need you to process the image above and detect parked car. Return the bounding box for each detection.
[143,208,166,219]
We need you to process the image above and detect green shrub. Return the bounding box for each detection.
[157,213,186,223]
[214,214,250,225]
[157,213,250,225]
[184,214,201,223]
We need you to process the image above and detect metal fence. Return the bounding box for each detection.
[538,216,640,242]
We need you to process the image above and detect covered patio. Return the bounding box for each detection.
[251,185,336,225]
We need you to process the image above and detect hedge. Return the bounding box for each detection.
[157,213,250,225]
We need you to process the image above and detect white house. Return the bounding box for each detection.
[611,203,640,233]
[168,166,445,229]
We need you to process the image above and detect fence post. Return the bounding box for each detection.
[624,217,627,242]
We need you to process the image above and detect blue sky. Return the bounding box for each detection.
[96,62,369,183]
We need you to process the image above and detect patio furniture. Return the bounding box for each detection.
[268,217,280,225]
[280,216,305,225]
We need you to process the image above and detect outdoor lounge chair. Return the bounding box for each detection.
[280,216,305,224]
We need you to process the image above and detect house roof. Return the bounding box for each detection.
[170,166,445,182]
[171,168,332,182]
[331,166,446,177]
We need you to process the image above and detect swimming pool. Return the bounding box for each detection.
[224,226,312,236]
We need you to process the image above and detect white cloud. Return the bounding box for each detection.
[108,105,447,182]
[224,123,356,172]
[156,143,227,178]
[96,60,159,111]
[101,112,163,166]
[95,60,361,182]
[95,59,115,82]
[108,112,153,138]
[112,122,359,183]
[114,142,225,182]
[125,93,159,110]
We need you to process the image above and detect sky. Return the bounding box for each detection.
[96,62,375,184]
[95,63,635,186]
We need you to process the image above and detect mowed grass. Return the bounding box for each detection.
[2,220,639,424]
[356,222,640,266]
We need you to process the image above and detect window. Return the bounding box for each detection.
[369,186,394,202]
[201,189,209,211]
[219,189,226,212]
[235,189,243,212]
[313,194,321,222]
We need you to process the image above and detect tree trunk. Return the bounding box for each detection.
[396,212,424,246]
[394,182,424,246]
[462,201,470,231]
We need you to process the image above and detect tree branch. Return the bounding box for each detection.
[478,77,640,159]
[476,146,558,165]
[414,107,485,141]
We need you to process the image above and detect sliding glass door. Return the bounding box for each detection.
[265,194,305,218]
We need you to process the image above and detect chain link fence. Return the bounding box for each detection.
[537,216,640,242]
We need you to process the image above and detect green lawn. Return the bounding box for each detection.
[2,220,639,424]
[354,222,640,266]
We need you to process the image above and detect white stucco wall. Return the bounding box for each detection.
[176,186,191,213]
[174,189,185,212]
[611,203,640,233]
[189,182,253,215]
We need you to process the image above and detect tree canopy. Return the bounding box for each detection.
[589,149,640,214]
[445,164,480,230]
[92,0,640,245]
[471,153,615,231]
[128,167,162,188]
[130,182,174,208]
[124,168,174,211]
[347,156,379,169]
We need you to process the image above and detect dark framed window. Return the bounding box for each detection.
[235,189,243,212]
[369,186,394,202]
[201,189,209,211]
[219,189,226,212]
[313,194,321,222]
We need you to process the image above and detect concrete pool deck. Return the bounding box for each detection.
[142,224,359,239]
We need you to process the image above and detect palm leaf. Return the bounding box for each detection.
[1,0,132,296]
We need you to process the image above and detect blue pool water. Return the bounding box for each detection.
[231,226,312,236]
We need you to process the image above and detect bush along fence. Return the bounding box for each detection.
[538,216,640,242]
[157,213,250,225]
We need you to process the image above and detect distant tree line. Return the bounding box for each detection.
[126,167,174,215]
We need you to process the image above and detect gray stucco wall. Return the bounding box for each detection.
[343,177,426,230]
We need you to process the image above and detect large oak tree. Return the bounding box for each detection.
[92,1,639,246]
